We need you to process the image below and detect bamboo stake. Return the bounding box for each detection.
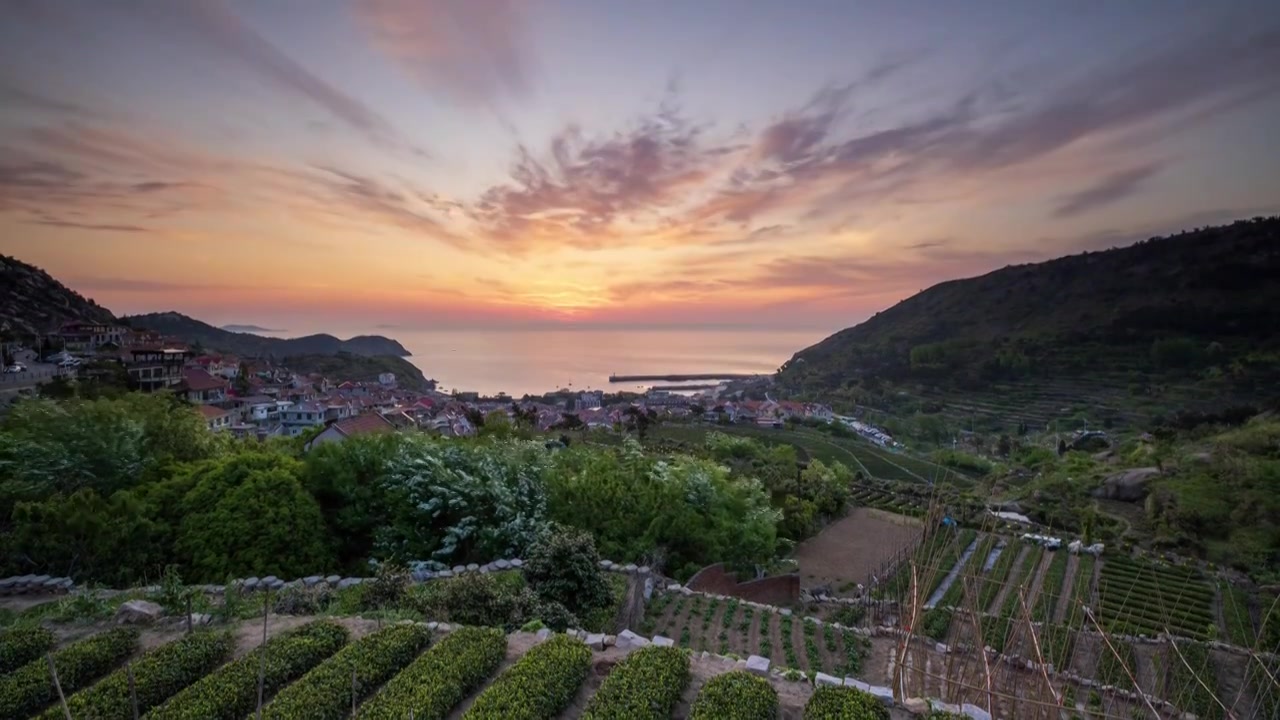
[47,654,72,720]
[128,661,140,720]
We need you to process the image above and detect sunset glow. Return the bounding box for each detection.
[2,0,1279,331]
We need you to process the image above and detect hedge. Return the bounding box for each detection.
[688,670,778,720]
[803,685,889,720]
[359,626,506,720]
[146,620,349,720]
[259,623,430,719]
[0,627,138,719]
[42,631,234,719]
[0,626,55,675]
[463,634,591,720]
[581,645,690,719]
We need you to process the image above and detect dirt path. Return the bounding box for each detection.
[1053,552,1080,624]
[985,545,1031,615]
[792,507,923,594]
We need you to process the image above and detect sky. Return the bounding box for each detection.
[2,0,1279,333]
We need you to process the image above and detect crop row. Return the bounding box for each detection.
[360,626,506,720]
[1031,550,1069,622]
[463,633,591,719]
[147,620,349,720]
[582,645,690,719]
[1218,582,1255,647]
[261,623,431,719]
[0,626,138,719]
[1159,642,1223,720]
[1096,638,1136,690]
[43,631,234,720]
[1098,570,1214,605]
[920,530,979,602]
[0,626,55,676]
[804,685,890,719]
[982,546,1044,652]
[921,535,996,641]
[975,541,1021,613]
[882,528,954,599]
[689,670,777,720]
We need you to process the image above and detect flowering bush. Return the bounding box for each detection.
[260,623,430,719]
[0,625,55,674]
[40,631,233,719]
[0,627,138,719]
[146,620,348,719]
[360,626,506,719]
[803,685,888,719]
[688,670,778,720]
[581,646,690,719]
[463,634,591,719]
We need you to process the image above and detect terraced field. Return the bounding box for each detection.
[0,620,904,720]
[1096,555,1215,639]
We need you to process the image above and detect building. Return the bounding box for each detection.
[304,413,396,450]
[281,401,328,437]
[180,368,228,405]
[55,322,127,352]
[578,390,603,409]
[378,372,396,387]
[126,347,192,392]
[197,405,232,432]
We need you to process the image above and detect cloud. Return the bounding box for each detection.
[470,101,736,249]
[163,1,401,146]
[68,277,243,292]
[353,0,529,104]
[310,167,468,249]
[1052,162,1163,218]
[29,219,150,233]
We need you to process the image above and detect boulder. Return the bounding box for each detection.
[325,575,341,586]
[652,635,675,648]
[1093,467,1160,502]
[494,559,511,570]
[745,655,770,676]
[510,558,524,568]
[962,702,994,720]
[115,599,165,625]
[303,576,322,588]
[617,629,649,650]
[584,633,606,650]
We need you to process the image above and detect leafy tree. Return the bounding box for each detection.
[232,362,252,395]
[7,488,160,584]
[301,433,403,570]
[376,436,551,564]
[479,410,515,439]
[996,434,1012,457]
[556,413,584,432]
[175,451,332,581]
[523,525,612,615]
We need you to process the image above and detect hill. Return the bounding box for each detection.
[282,353,434,392]
[124,312,410,358]
[778,217,1280,428]
[0,254,116,337]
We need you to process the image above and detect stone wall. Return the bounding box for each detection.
[686,563,799,606]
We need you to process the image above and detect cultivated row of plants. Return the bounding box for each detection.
[38,631,233,720]
[689,670,778,720]
[260,623,431,719]
[1030,549,1069,622]
[463,633,591,719]
[581,645,690,719]
[359,626,507,720]
[0,625,54,674]
[974,540,1021,614]
[0,626,138,718]
[921,534,996,641]
[147,620,349,720]
[981,545,1044,652]
[1157,641,1223,720]
[803,685,890,719]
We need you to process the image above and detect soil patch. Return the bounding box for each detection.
[793,508,922,595]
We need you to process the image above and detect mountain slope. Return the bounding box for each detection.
[0,254,116,336]
[778,217,1280,424]
[124,312,410,358]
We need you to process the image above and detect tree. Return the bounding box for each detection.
[480,410,515,439]
[689,404,706,417]
[523,525,612,615]
[175,451,333,581]
[233,362,252,395]
[7,488,160,584]
[996,434,1012,457]
[556,413,584,432]
[301,433,403,570]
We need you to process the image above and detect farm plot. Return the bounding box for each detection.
[919,534,996,641]
[793,507,923,594]
[1097,555,1215,639]
[847,485,928,519]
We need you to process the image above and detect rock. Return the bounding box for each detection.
[261,575,279,586]
[638,566,650,575]
[325,575,341,586]
[494,559,511,570]
[584,633,606,650]
[779,608,792,616]
[652,635,675,648]
[437,570,453,579]
[936,642,949,654]
[436,623,451,632]
[1092,467,1160,502]
[962,703,993,720]
[337,578,360,589]
[604,634,617,647]
[268,579,285,591]
[303,575,322,587]
[478,564,491,574]
[667,583,682,591]
[617,629,649,650]
[866,686,894,707]
[745,655,770,676]
[679,586,693,595]
[190,613,213,626]
[411,570,429,582]
[598,560,611,569]
[536,628,551,640]
[903,698,930,714]
[427,622,439,630]
[115,599,165,625]
[814,672,842,687]
[466,563,479,572]
[624,563,638,573]
[452,565,466,574]
[244,577,260,590]
[510,558,523,568]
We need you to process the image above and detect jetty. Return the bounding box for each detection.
[608,373,758,383]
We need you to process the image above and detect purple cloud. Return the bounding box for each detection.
[1052,162,1164,218]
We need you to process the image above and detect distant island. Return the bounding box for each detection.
[125,312,412,358]
[220,324,279,334]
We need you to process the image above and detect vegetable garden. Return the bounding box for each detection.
[1097,555,1215,639]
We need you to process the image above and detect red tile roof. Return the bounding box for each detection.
[196,405,230,419]
[183,368,227,392]
[331,412,396,438]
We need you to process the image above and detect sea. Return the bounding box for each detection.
[264,327,828,397]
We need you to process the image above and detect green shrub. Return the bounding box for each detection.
[43,631,234,719]
[359,626,506,720]
[463,634,591,720]
[0,625,55,674]
[260,623,430,719]
[524,526,613,616]
[581,646,690,719]
[689,670,778,720]
[803,685,889,719]
[0,627,138,719]
[146,620,348,720]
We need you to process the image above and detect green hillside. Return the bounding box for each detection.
[778,217,1280,427]
[125,312,411,358]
